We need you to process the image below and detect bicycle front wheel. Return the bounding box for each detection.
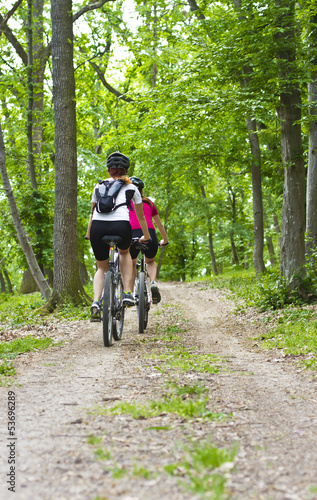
[103,270,114,347]
[137,271,146,333]
[143,277,150,330]
[113,273,124,341]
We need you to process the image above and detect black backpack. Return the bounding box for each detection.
[95,179,131,214]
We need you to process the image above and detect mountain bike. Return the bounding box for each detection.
[131,238,151,333]
[100,235,125,347]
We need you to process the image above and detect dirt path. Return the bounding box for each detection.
[1,282,317,500]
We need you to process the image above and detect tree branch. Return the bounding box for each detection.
[90,61,134,103]
[0,7,27,66]
[2,0,24,25]
[73,0,115,22]
[187,0,205,20]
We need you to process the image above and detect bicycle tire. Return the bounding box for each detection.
[113,273,124,341]
[137,271,146,333]
[103,270,114,347]
[144,278,149,330]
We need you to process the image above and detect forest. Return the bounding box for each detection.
[1,0,317,305]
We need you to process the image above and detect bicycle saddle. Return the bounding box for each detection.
[101,235,123,245]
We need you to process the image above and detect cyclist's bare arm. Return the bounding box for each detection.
[134,203,151,241]
[85,203,95,240]
[153,214,169,246]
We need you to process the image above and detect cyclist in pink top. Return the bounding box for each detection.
[129,177,169,304]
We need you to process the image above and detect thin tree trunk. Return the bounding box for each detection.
[246,117,265,274]
[4,268,13,293]
[230,232,239,265]
[152,3,158,88]
[0,272,6,293]
[266,236,277,266]
[228,186,239,265]
[200,185,218,275]
[32,0,45,165]
[27,0,37,190]
[0,122,51,299]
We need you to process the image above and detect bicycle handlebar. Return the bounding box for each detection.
[131,237,149,251]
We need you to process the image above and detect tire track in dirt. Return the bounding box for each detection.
[165,282,317,500]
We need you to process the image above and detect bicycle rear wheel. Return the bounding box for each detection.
[113,273,124,341]
[137,271,146,333]
[103,270,114,346]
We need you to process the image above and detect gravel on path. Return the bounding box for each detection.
[0,281,317,500]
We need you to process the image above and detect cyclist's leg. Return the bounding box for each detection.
[90,259,109,320]
[144,257,157,282]
[93,259,109,302]
[144,230,160,303]
[90,221,111,319]
[118,248,133,292]
[130,229,141,291]
[132,258,138,290]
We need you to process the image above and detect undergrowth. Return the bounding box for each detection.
[209,268,317,369]
[0,291,91,330]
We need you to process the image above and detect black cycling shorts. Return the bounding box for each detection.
[90,220,132,261]
[130,228,159,260]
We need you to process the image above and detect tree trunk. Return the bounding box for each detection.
[200,185,218,275]
[0,123,51,299]
[228,186,239,265]
[266,236,277,266]
[306,79,317,251]
[0,272,6,293]
[232,0,265,275]
[306,9,317,252]
[20,268,39,294]
[27,0,37,190]
[275,0,306,284]
[32,0,46,164]
[4,269,13,294]
[50,0,86,303]
[152,3,158,88]
[230,231,239,265]
[246,117,265,274]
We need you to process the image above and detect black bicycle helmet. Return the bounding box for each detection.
[130,176,144,190]
[106,152,130,171]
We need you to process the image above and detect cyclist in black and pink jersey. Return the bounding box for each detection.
[129,177,169,304]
